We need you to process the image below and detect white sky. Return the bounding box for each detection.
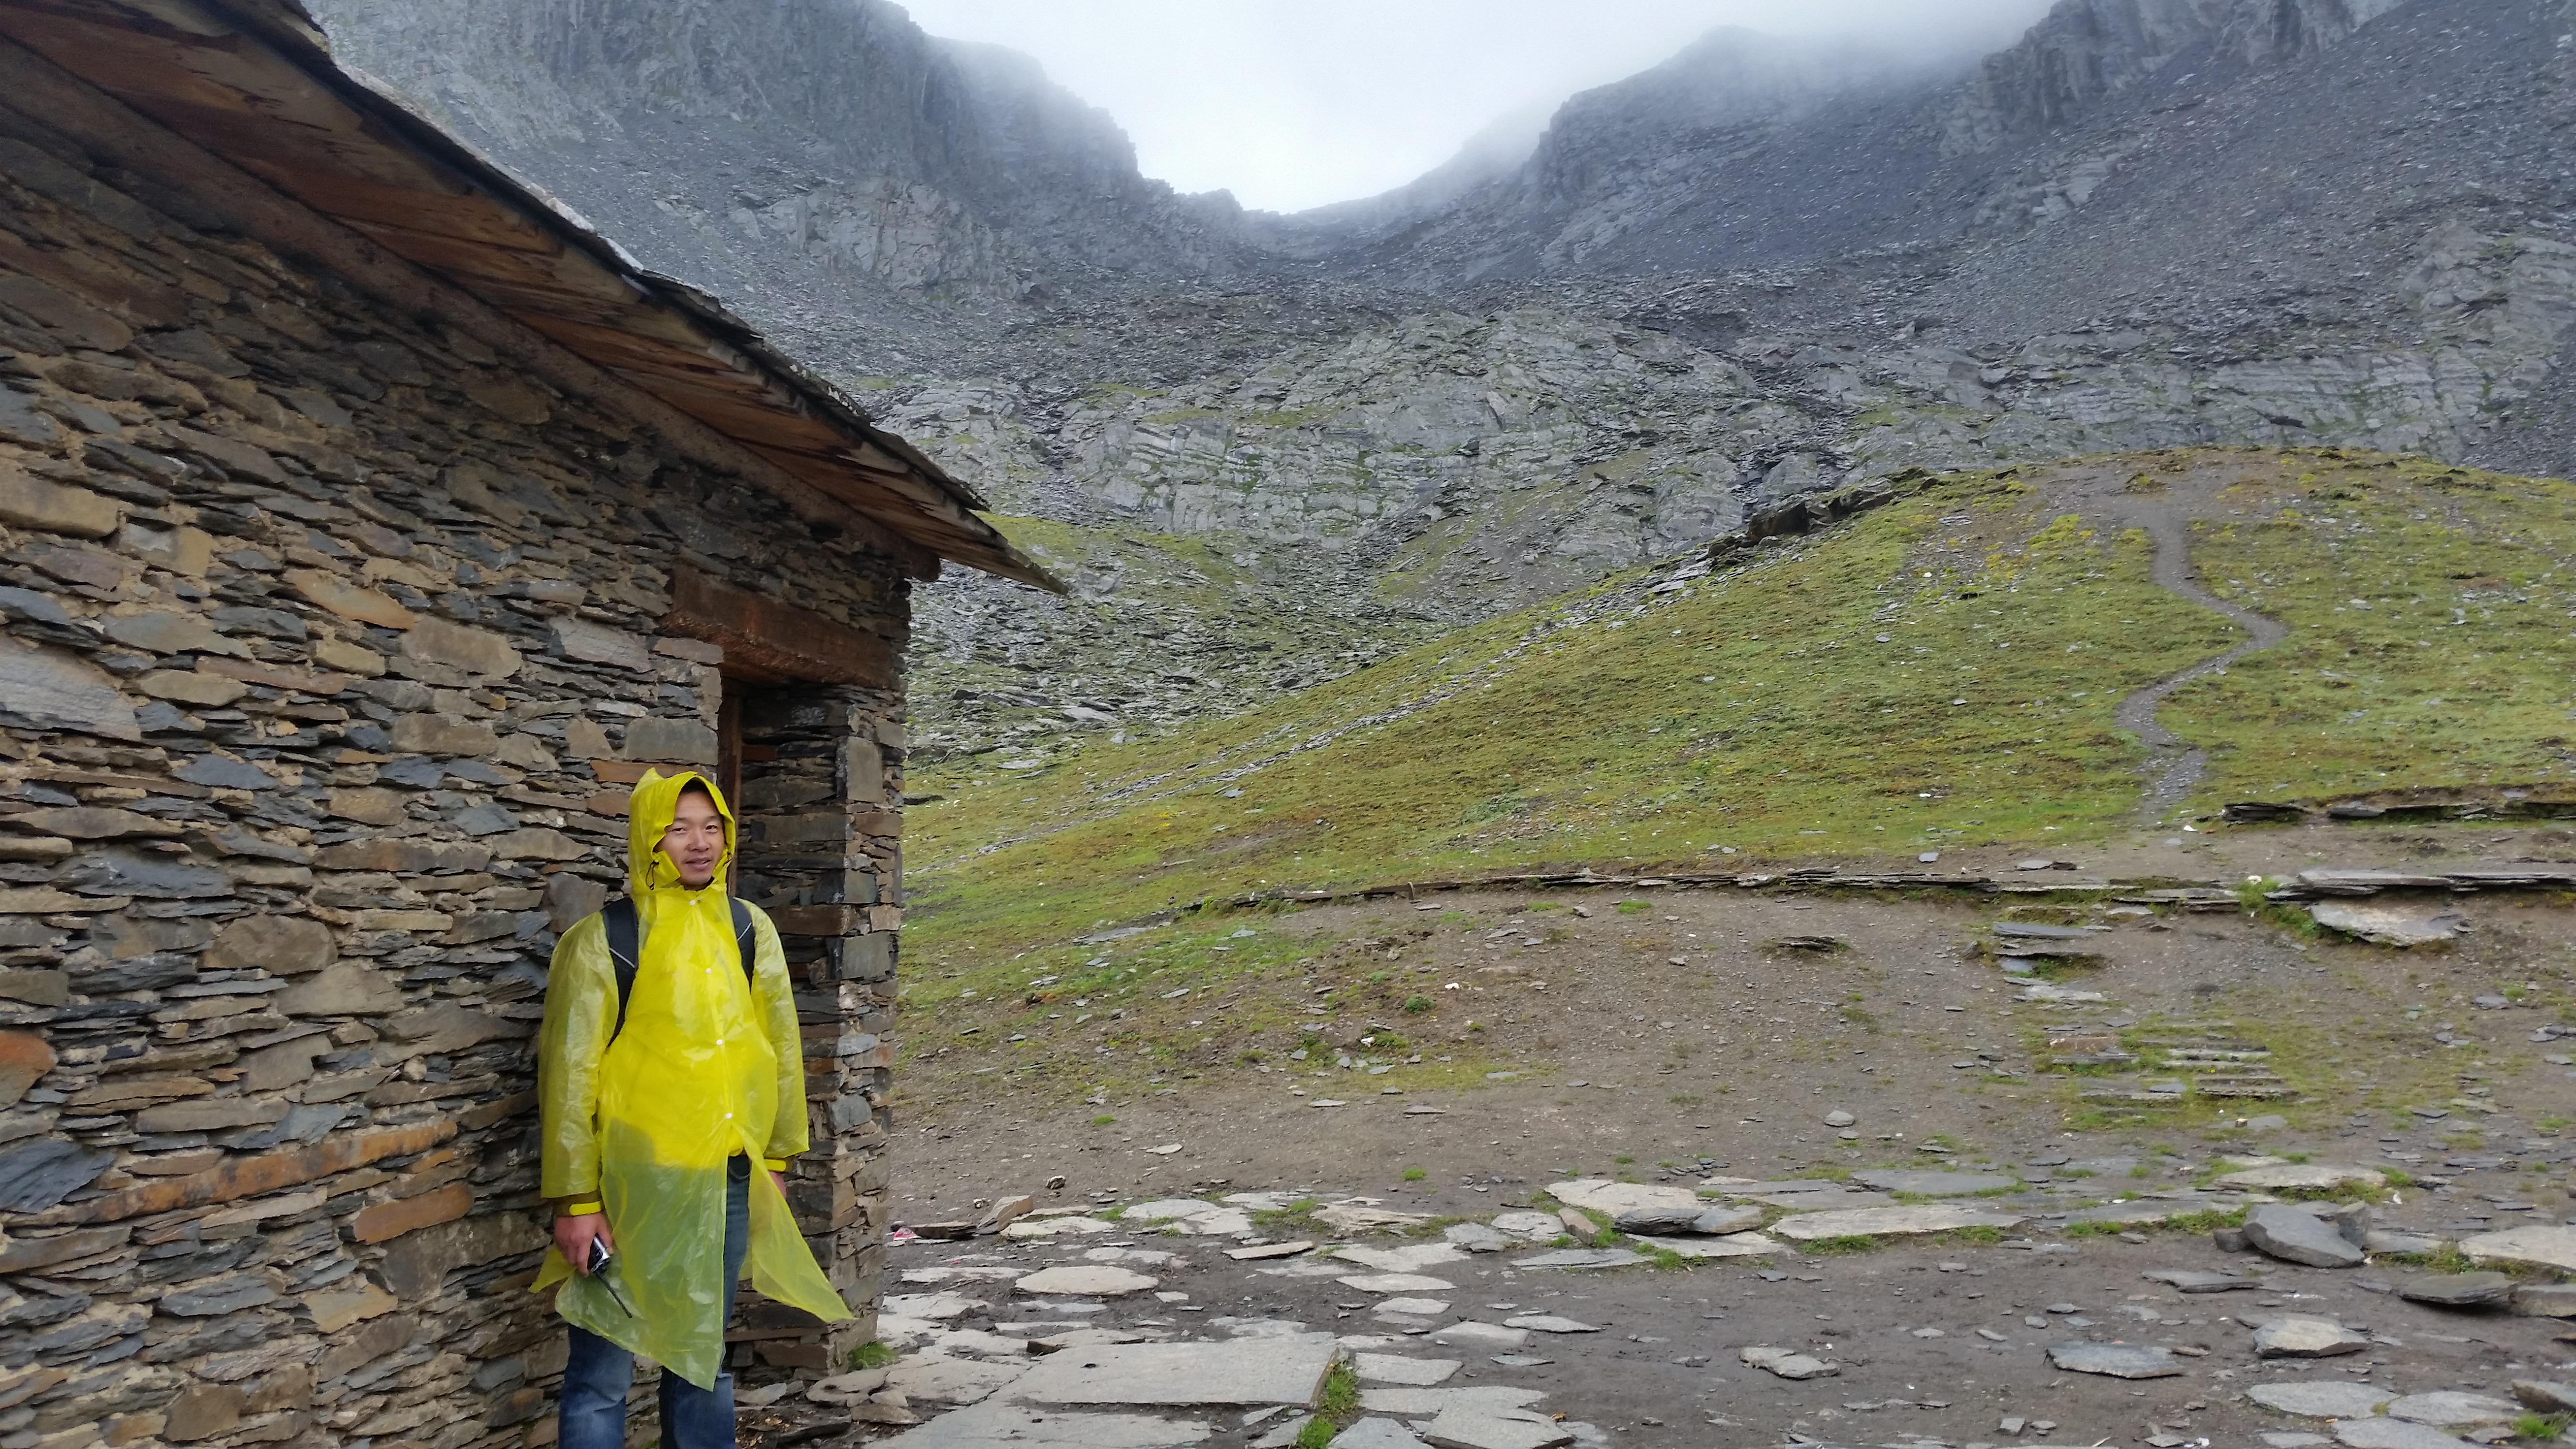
[893,0,2059,214]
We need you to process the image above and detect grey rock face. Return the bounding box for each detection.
[312,0,2576,757]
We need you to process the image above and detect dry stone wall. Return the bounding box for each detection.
[0,100,908,1449]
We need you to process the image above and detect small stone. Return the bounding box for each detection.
[1353,1355,1461,1386]
[1331,1418,1434,1449]
[2216,1163,2387,1192]
[0,1029,56,1109]
[2142,1269,2258,1293]
[1851,1170,2019,1195]
[1014,1265,1159,1297]
[1823,1109,1855,1127]
[1340,1274,1455,1293]
[2362,1229,2447,1256]
[1429,1322,1530,1351]
[2243,1204,2366,1268]
[2460,1224,2576,1273]
[2249,1382,2398,1417]
[2512,1283,2576,1318]
[2254,1317,2371,1358]
[1500,1315,1599,1334]
[0,1136,114,1211]
[2310,902,2466,947]
[0,634,141,741]
[1740,1345,1838,1380]
[1772,1204,2026,1241]
[2333,1418,2478,1449]
[2046,1342,2183,1378]
[1511,1249,1644,1269]
[2511,1381,2576,1414]
[1373,1297,1450,1319]
[2399,1272,2514,1308]
[1444,1223,1513,1253]
[2383,1392,2522,1428]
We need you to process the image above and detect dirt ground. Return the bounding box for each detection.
[866,820,2576,1444]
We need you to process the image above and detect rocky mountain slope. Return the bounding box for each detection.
[310,0,2576,763]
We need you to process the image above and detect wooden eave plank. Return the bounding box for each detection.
[330,218,658,312]
[508,315,742,381]
[0,6,352,132]
[631,379,857,453]
[231,158,555,252]
[507,301,728,358]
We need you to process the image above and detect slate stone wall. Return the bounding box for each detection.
[0,101,907,1449]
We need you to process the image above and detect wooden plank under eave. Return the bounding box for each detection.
[231,158,558,253]
[80,86,433,192]
[337,217,644,308]
[631,376,856,455]
[515,321,758,383]
[740,445,991,548]
[507,299,725,358]
[0,6,356,136]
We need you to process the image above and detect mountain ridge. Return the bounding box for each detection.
[309,0,2576,763]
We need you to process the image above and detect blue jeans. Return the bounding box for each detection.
[560,1156,750,1449]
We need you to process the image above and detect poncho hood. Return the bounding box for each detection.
[625,767,737,898]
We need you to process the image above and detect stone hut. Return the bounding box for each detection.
[0,2,1056,1446]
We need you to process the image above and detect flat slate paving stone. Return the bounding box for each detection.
[1500,1315,1599,1333]
[1229,1241,1316,1261]
[2143,1269,2260,1293]
[1629,1232,1780,1260]
[1329,1418,1432,1449]
[1543,1178,1707,1215]
[1338,1273,1456,1293]
[2254,1317,2371,1358]
[2514,1381,2576,1414]
[1740,1346,1839,1380]
[1007,1333,1338,1408]
[1771,1205,2027,1241]
[1849,1170,2019,1194]
[1373,1298,1452,1318]
[1611,1204,1764,1234]
[1511,1249,1645,1269]
[1337,1244,1471,1273]
[2046,1342,2184,1378]
[2333,1418,2473,1449]
[2384,1393,2522,1427]
[2249,1383,2398,1417]
[2244,1205,2365,1268]
[2461,1225,2576,1273]
[2217,1164,2389,1191]
[1417,1405,1575,1449]
[1358,1387,1547,1416]
[1429,1321,1530,1350]
[1352,1354,1460,1386]
[1015,1266,1160,1297]
[874,1400,1214,1449]
[2399,1272,2515,1307]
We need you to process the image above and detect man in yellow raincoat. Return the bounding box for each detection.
[535,768,850,1449]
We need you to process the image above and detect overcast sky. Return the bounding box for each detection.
[893,0,2058,214]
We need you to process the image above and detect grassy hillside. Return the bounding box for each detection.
[899,449,2576,1058]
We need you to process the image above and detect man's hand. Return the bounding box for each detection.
[554,1211,612,1275]
[772,1170,788,1199]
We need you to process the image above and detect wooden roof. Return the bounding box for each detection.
[0,0,1062,592]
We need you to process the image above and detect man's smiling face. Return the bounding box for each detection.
[661,788,725,889]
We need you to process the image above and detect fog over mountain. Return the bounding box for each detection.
[314,0,2576,760]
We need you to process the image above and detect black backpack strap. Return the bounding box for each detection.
[601,898,641,1042]
[601,897,754,1044]
[730,898,757,985]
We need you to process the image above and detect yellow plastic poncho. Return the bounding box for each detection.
[532,768,850,1388]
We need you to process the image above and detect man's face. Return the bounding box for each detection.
[660,789,725,889]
